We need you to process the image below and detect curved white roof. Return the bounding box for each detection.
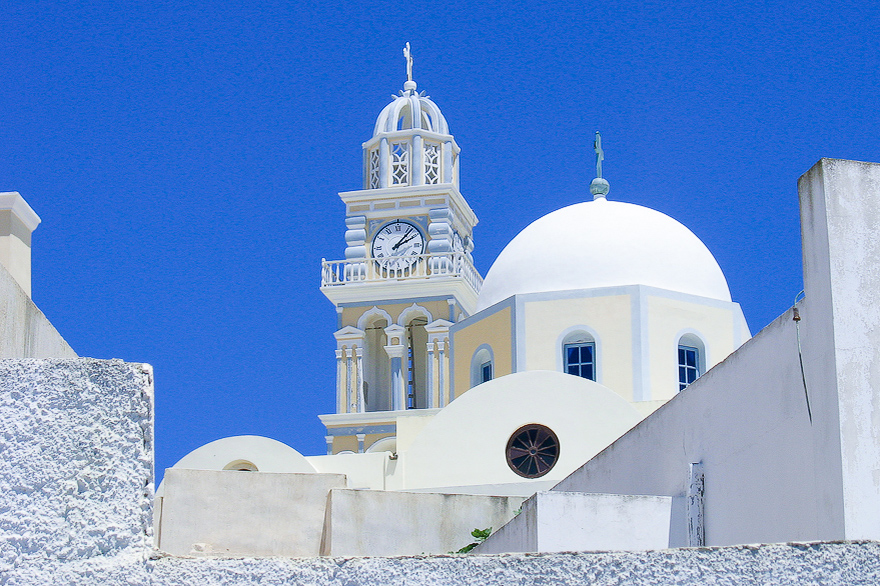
[477,199,731,311]
[168,435,316,473]
[373,87,450,136]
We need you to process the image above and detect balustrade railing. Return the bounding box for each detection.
[321,252,482,292]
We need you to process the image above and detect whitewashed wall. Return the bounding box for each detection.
[157,469,347,557]
[552,158,880,546]
[0,358,153,582]
[476,491,675,554]
[0,263,76,358]
[322,489,523,556]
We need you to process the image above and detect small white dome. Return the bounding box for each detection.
[373,89,449,136]
[476,199,731,311]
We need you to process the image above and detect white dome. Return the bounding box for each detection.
[373,89,449,136]
[476,199,731,311]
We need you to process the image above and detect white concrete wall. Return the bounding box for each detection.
[799,158,880,540]
[476,491,674,554]
[403,371,642,491]
[0,262,76,358]
[321,489,524,556]
[307,452,391,489]
[6,339,880,585]
[156,469,346,557]
[550,158,880,546]
[552,306,828,546]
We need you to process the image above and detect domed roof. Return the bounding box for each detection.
[476,199,731,311]
[373,82,450,136]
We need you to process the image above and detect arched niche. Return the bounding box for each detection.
[470,344,495,388]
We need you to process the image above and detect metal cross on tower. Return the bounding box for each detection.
[403,42,413,83]
[594,131,604,179]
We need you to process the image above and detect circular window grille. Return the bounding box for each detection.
[506,424,560,478]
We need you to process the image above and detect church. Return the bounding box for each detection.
[147,50,756,555]
[161,52,748,494]
[4,47,880,583]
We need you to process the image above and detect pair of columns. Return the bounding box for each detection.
[334,319,452,414]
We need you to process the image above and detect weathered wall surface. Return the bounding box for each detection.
[477,491,675,554]
[548,159,880,547]
[552,310,823,546]
[0,263,76,358]
[157,469,346,557]
[799,158,880,540]
[0,358,153,581]
[14,541,880,585]
[322,489,524,556]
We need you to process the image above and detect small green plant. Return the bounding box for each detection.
[453,527,492,554]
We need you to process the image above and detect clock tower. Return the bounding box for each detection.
[319,47,481,455]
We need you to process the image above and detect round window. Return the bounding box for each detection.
[506,424,560,478]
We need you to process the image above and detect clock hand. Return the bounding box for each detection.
[392,228,415,251]
[395,234,419,251]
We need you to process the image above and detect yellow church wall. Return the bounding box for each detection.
[342,300,451,329]
[331,435,358,453]
[451,305,513,397]
[646,295,738,401]
[522,295,634,402]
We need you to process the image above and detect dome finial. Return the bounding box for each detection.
[403,42,417,93]
[590,131,610,200]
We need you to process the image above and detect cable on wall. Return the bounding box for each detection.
[793,290,812,424]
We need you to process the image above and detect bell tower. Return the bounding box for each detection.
[319,45,481,455]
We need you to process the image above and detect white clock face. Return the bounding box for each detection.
[371,220,426,270]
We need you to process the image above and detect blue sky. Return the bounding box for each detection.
[2,1,878,479]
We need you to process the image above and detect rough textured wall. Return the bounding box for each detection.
[0,264,76,358]
[14,541,880,585]
[147,542,880,585]
[0,358,153,581]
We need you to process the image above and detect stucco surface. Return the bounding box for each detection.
[10,541,880,585]
[0,358,153,577]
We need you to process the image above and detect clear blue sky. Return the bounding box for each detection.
[2,1,877,480]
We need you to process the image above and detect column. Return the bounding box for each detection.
[412,134,424,186]
[335,327,366,414]
[426,340,436,409]
[335,349,345,414]
[379,137,389,188]
[425,320,453,407]
[439,340,450,406]
[355,347,365,413]
[325,436,334,456]
[384,324,407,411]
[345,348,353,413]
[442,141,453,184]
